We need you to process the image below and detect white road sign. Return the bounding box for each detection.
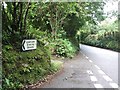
[22,39,37,51]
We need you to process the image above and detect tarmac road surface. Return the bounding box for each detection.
[42,45,119,89]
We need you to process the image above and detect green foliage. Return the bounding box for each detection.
[63,13,82,37]
[27,26,77,58]
[81,20,119,52]
[49,60,63,73]
[2,44,51,89]
[3,44,63,89]
[2,2,31,46]
[27,25,51,46]
[50,39,76,58]
[2,2,106,90]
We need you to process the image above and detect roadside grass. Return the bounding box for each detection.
[25,60,63,89]
[50,60,63,72]
[2,44,63,90]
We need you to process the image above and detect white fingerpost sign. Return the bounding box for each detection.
[22,39,37,51]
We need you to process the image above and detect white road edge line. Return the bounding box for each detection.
[94,84,103,88]
[90,76,98,82]
[109,83,118,88]
[89,60,93,63]
[87,70,93,75]
[86,56,89,59]
[80,51,86,57]
[98,70,106,75]
[94,65,101,70]
[70,65,73,68]
[103,75,113,81]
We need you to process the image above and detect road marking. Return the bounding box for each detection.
[80,51,85,56]
[98,70,105,75]
[94,65,101,70]
[86,56,88,59]
[109,83,118,88]
[90,76,98,82]
[103,75,113,81]
[82,54,86,57]
[89,60,93,63]
[94,84,103,88]
[70,65,73,68]
[87,70,93,75]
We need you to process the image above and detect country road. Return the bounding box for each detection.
[41,44,119,89]
[80,44,118,84]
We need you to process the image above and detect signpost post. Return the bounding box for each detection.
[22,39,37,51]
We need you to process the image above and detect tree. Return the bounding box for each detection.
[2,2,31,48]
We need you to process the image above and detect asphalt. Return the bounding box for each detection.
[41,46,119,89]
[80,44,118,84]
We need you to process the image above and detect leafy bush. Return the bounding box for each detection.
[2,26,65,90]
[2,43,52,89]
[50,39,76,58]
[27,25,51,47]
[81,20,119,52]
[82,32,119,52]
[106,41,118,50]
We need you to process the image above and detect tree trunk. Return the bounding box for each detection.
[23,2,31,35]
[17,3,23,33]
